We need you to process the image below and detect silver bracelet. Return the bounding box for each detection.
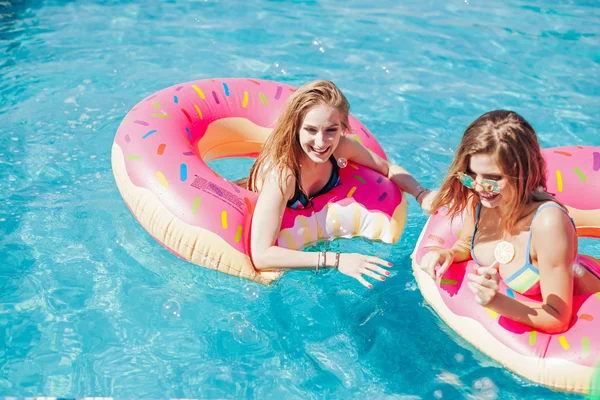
[316,251,325,274]
[315,252,320,274]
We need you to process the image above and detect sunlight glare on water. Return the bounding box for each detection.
[1,0,598,397]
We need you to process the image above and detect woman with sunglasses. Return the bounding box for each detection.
[419,110,600,333]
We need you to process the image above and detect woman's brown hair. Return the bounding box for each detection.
[245,80,351,193]
[431,110,555,232]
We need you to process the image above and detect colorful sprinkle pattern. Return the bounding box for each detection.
[113,78,405,284]
[413,146,600,393]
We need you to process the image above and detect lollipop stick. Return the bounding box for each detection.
[479,260,499,279]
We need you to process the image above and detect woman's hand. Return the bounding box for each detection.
[417,189,437,213]
[419,249,455,281]
[333,136,436,214]
[467,267,500,306]
[337,253,392,288]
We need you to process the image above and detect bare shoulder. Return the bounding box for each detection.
[531,202,574,233]
[259,163,296,198]
[531,202,577,269]
[335,134,361,157]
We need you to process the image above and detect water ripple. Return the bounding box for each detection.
[0,0,598,398]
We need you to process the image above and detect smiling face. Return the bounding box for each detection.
[430,110,548,233]
[298,105,344,163]
[467,153,512,209]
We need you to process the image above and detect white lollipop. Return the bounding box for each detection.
[480,241,515,276]
[493,241,516,266]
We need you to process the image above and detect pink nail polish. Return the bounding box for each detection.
[387,262,392,267]
[385,271,391,276]
[368,284,373,289]
[380,276,386,281]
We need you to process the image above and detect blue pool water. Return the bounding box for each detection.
[1,0,599,398]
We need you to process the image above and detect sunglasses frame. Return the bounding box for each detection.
[456,172,502,193]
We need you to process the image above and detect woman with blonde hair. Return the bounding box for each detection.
[419,110,600,333]
[246,80,434,288]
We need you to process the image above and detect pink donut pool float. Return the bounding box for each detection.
[412,146,600,394]
[112,78,408,285]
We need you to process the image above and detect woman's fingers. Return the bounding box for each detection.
[368,256,392,268]
[467,273,489,285]
[477,267,498,282]
[364,262,391,277]
[470,270,498,288]
[355,275,373,289]
[436,257,453,281]
[467,281,483,297]
[361,267,387,282]
[467,278,497,306]
[419,254,438,279]
[478,277,498,290]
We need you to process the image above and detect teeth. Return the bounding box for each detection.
[481,194,498,200]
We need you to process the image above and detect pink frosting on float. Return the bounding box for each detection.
[413,146,600,368]
[114,78,403,257]
[545,146,600,210]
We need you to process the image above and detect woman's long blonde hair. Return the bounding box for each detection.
[432,110,555,232]
[246,80,351,193]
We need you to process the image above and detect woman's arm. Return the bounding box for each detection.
[250,166,392,287]
[419,200,475,280]
[335,136,431,204]
[450,199,477,263]
[479,207,576,333]
[250,170,324,270]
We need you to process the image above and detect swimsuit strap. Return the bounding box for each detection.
[286,156,340,209]
[525,202,576,263]
[470,203,484,265]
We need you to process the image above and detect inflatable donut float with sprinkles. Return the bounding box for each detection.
[412,146,600,394]
[112,78,407,285]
